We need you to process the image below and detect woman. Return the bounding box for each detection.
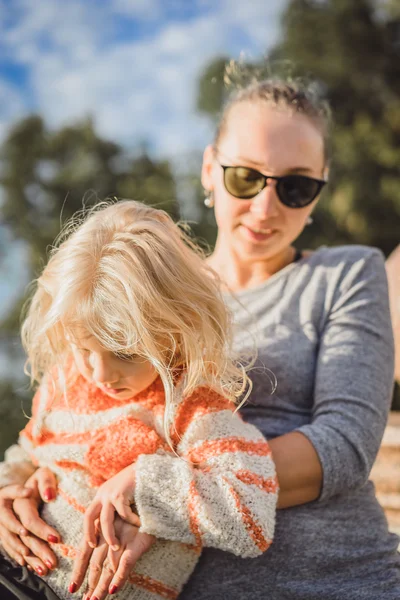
[387,244,400,383]
[2,74,400,599]
[178,76,400,599]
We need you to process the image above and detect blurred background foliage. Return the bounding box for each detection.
[1,0,400,455]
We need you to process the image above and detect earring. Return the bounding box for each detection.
[204,190,214,208]
[306,216,313,226]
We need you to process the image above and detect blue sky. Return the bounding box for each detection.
[0,0,287,157]
[0,0,287,322]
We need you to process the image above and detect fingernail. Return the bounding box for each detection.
[18,558,25,567]
[88,541,96,549]
[45,560,53,570]
[92,596,99,600]
[19,527,28,536]
[111,544,119,551]
[36,566,44,576]
[109,585,118,594]
[44,487,55,501]
[48,534,59,543]
[68,582,77,593]
[27,565,33,571]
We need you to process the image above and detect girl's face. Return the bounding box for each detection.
[202,102,327,263]
[70,334,158,400]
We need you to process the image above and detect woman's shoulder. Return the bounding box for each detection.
[304,245,386,282]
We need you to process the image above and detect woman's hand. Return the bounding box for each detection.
[0,468,61,575]
[70,517,155,599]
[84,464,140,550]
[0,484,33,565]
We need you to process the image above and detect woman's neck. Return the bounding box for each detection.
[207,243,297,292]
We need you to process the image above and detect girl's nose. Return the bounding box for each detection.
[90,355,119,385]
[249,179,280,219]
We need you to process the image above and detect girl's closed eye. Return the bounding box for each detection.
[113,351,138,361]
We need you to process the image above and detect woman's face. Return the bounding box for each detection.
[70,333,158,400]
[202,102,327,263]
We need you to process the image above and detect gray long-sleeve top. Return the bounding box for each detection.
[180,245,400,600]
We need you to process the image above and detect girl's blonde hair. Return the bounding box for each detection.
[21,199,250,444]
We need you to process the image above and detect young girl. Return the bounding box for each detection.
[0,200,278,600]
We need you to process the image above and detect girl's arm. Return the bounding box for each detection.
[272,248,394,508]
[84,387,278,558]
[133,387,278,558]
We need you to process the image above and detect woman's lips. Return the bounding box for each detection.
[240,225,276,242]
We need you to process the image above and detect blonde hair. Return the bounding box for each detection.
[21,199,250,445]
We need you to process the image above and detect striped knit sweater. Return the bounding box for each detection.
[0,373,278,600]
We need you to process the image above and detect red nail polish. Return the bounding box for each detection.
[44,487,55,501]
[68,582,77,593]
[92,596,99,600]
[109,585,118,594]
[36,566,44,576]
[47,534,59,543]
[44,560,53,570]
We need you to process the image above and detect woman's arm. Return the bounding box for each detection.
[269,431,322,508]
[274,248,394,507]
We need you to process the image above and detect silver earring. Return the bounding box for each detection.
[306,216,313,226]
[204,190,214,208]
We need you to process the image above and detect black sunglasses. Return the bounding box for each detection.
[220,164,327,208]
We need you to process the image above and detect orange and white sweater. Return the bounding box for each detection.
[0,374,278,600]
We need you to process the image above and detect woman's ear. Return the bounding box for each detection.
[201,144,215,191]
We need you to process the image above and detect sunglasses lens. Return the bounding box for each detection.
[224,167,265,199]
[278,176,321,208]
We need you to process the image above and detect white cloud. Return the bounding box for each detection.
[0,0,287,158]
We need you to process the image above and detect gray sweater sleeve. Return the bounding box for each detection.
[297,248,395,502]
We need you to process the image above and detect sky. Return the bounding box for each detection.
[0,0,288,334]
[0,0,287,157]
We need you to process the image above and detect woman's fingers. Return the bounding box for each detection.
[26,467,57,503]
[85,540,109,597]
[13,497,60,544]
[108,532,155,594]
[0,538,26,567]
[24,553,49,577]
[0,501,29,537]
[0,485,33,536]
[88,555,117,600]
[69,539,94,593]
[20,533,58,571]
[83,501,102,548]
[0,524,28,565]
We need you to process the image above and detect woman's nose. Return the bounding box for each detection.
[90,355,119,384]
[249,180,280,218]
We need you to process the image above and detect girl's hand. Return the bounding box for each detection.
[84,464,140,550]
[70,517,155,599]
